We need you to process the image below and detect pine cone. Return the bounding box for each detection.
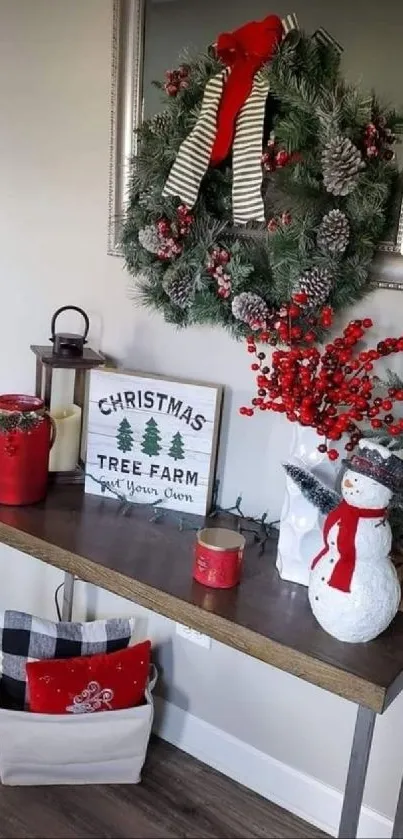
[297,267,333,307]
[317,209,350,255]
[149,111,171,134]
[138,225,161,254]
[164,271,193,308]
[232,293,270,329]
[322,135,365,196]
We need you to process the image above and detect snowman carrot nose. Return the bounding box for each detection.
[344,478,353,488]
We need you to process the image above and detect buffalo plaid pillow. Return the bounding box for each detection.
[0,610,135,710]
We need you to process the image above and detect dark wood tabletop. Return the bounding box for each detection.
[0,485,402,713]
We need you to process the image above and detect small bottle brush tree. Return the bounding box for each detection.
[241,302,403,460]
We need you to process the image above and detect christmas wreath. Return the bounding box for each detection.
[122,14,401,344]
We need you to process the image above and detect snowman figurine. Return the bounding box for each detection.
[308,440,403,643]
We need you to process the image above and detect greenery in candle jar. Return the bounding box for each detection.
[0,412,43,434]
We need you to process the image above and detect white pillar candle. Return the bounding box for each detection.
[49,404,82,473]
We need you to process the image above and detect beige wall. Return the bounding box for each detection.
[1,0,403,826]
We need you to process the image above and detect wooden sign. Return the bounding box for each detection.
[85,368,223,515]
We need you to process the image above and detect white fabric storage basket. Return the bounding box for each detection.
[0,670,156,786]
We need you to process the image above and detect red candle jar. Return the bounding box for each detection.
[193,527,245,589]
[0,395,56,506]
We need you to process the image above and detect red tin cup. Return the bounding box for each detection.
[193,527,245,589]
[0,395,56,506]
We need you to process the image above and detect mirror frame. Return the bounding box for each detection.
[108,0,403,290]
[108,0,145,256]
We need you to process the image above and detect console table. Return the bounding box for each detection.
[1,484,403,839]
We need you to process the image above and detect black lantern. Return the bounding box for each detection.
[31,306,104,482]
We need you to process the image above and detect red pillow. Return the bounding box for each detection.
[26,640,151,715]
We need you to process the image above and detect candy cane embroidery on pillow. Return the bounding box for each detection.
[66,680,114,714]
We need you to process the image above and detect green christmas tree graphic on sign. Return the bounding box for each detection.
[141,417,162,456]
[116,418,134,453]
[168,431,185,460]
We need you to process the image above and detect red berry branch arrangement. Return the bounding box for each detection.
[240,304,403,461]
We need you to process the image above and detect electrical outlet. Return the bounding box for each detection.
[176,623,212,648]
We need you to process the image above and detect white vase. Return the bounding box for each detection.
[276,425,344,586]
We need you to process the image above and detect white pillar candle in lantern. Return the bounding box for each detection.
[49,404,82,473]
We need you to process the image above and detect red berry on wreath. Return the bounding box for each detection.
[389,425,401,436]
[286,305,299,320]
[293,291,308,305]
[281,211,292,226]
[382,399,393,411]
[290,326,302,340]
[366,123,377,138]
[384,414,394,424]
[363,318,373,328]
[275,149,290,167]
[328,449,339,461]
[267,217,278,233]
[371,419,383,429]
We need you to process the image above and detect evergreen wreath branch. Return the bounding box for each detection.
[123,27,402,346]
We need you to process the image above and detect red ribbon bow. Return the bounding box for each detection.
[210,15,284,166]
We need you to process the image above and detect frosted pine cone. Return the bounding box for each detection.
[232,293,270,330]
[138,225,161,254]
[322,135,365,196]
[149,111,171,134]
[297,267,333,307]
[317,209,350,255]
[164,271,193,308]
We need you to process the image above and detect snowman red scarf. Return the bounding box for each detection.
[311,501,387,592]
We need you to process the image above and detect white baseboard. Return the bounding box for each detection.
[153,697,392,839]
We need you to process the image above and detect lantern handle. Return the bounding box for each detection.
[50,306,90,344]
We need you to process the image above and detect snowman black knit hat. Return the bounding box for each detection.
[343,441,403,492]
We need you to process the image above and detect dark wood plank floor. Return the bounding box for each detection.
[0,737,328,838]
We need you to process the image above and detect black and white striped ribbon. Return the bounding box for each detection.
[162,70,227,209]
[232,72,269,223]
[313,27,343,55]
[162,14,304,224]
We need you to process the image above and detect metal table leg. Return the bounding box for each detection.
[61,571,75,621]
[338,705,376,838]
[392,775,403,837]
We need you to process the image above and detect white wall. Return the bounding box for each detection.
[1,0,403,829]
